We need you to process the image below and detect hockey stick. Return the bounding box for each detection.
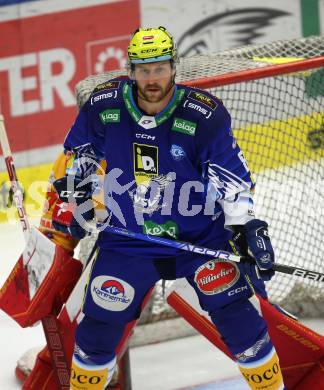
[0,115,70,390]
[103,225,324,282]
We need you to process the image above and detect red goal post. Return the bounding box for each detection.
[183,56,324,88]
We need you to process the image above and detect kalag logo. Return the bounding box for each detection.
[143,220,179,239]
[172,117,197,136]
[99,109,120,124]
[170,144,186,161]
[91,275,135,311]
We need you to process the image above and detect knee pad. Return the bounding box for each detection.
[237,347,285,390]
[70,352,116,390]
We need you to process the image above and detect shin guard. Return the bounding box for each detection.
[70,355,116,390]
[237,347,285,390]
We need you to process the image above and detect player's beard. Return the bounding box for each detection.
[137,79,174,103]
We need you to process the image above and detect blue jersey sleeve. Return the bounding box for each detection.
[64,99,105,161]
[200,102,255,226]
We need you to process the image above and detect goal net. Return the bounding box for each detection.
[77,35,324,334]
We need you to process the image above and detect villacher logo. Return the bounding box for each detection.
[194,260,240,295]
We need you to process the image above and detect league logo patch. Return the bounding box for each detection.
[194,260,240,295]
[170,144,186,161]
[91,275,135,311]
[188,91,218,110]
[93,80,121,93]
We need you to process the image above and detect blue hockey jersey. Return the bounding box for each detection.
[64,77,254,257]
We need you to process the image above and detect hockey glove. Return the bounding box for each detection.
[52,176,94,239]
[231,219,275,281]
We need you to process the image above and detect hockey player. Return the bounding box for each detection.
[53,27,285,390]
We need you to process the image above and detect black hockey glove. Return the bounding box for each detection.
[52,176,94,239]
[231,219,275,281]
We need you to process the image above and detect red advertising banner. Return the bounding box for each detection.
[0,1,140,154]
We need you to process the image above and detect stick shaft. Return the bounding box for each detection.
[0,115,30,236]
[105,225,324,282]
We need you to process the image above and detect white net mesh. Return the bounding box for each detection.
[78,35,324,321]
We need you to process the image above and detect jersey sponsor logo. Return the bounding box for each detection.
[183,100,212,119]
[91,275,135,311]
[172,117,197,136]
[90,91,117,105]
[93,80,121,93]
[170,144,186,161]
[99,109,120,124]
[135,133,156,141]
[143,220,179,239]
[71,370,103,385]
[138,115,157,129]
[194,260,240,295]
[242,363,281,385]
[227,285,249,296]
[239,350,283,387]
[71,360,108,387]
[188,91,218,110]
[133,143,158,185]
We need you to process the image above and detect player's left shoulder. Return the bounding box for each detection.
[180,85,228,121]
[88,76,128,107]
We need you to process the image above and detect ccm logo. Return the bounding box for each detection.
[60,190,86,198]
[228,285,248,296]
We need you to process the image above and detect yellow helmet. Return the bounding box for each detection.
[128,26,177,64]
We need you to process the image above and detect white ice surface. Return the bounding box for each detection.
[0,221,323,390]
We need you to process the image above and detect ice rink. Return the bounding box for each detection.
[0,220,323,390]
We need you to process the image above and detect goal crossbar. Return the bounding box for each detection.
[184,56,324,88]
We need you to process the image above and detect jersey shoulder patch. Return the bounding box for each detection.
[89,77,127,106]
[92,76,127,94]
[187,88,221,111]
[181,87,223,121]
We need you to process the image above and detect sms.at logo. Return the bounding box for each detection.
[91,275,135,311]
[86,35,129,74]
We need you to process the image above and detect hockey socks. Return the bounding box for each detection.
[70,354,117,390]
[237,347,285,390]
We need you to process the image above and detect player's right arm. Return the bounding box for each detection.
[47,99,106,242]
[199,97,275,280]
